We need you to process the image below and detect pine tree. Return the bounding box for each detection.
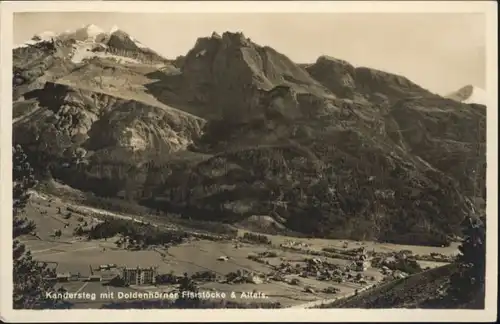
[174,273,201,308]
[12,145,67,309]
[447,216,486,307]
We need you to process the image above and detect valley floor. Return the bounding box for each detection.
[19,189,458,309]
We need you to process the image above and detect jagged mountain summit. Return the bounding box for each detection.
[12,27,486,246]
[58,24,107,42]
[304,55,439,103]
[17,24,107,47]
[446,85,488,106]
[15,24,167,65]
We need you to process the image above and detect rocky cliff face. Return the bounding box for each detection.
[387,96,486,197]
[13,40,76,100]
[12,28,486,245]
[13,81,205,198]
[176,32,333,121]
[306,55,437,104]
[306,56,358,99]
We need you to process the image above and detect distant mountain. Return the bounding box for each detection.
[16,24,107,47]
[15,24,168,65]
[12,27,486,246]
[446,85,488,106]
[58,24,108,42]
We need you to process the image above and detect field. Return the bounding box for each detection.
[18,191,459,308]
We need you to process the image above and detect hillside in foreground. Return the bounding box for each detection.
[318,264,484,309]
[12,26,486,246]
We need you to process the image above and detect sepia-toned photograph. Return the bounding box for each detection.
[0,1,497,322]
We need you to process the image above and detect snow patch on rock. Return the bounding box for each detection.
[110,25,120,34]
[128,34,148,49]
[447,85,488,107]
[463,86,488,106]
[83,24,105,38]
[15,31,56,48]
[69,40,141,64]
[33,31,57,41]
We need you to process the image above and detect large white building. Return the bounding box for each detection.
[121,266,158,285]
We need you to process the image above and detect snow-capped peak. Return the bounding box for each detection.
[14,24,109,49]
[107,27,148,50]
[81,24,105,38]
[32,31,57,41]
[110,25,120,34]
[58,24,106,42]
[15,30,56,48]
[129,35,147,49]
[463,86,487,106]
[446,85,488,106]
[14,23,162,61]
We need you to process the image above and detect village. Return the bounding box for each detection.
[23,191,459,308]
[42,234,455,308]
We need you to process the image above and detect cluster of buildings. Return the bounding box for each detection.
[279,240,310,249]
[352,254,372,272]
[51,265,158,286]
[344,247,372,272]
[51,272,104,282]
[225,269,265,285]
[266,256,375,287]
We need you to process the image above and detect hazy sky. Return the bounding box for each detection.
[14,12,486,95]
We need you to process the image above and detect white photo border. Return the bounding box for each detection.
[0,1,497,322]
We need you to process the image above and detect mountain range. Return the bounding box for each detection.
[12,24,487,246]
